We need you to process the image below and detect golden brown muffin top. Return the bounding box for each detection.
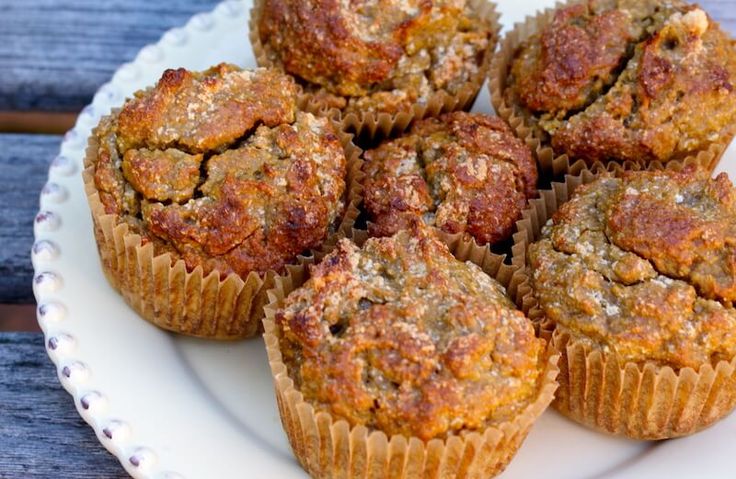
[508,1,736,164]
[258,0,492,115]
[276,224,544,440]
[529,168,736,369]
[363,112,537,246]
[511,1,638,113]
[91,64,347,278]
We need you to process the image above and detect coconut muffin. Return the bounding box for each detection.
[363,112,537,246]
[275,225,546,440]
[254,0,496,119]
[503,0,736,167]
[85,64,349,338]
[91,64,347,279]
[526,168,736,437]
[267,223,557,477]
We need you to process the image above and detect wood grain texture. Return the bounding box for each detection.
[0,333,127,478]
[0,0,734,113]
[0,134,60,304]
[0,0,220,111]
[706,0,736,34]
[0,305,40,332]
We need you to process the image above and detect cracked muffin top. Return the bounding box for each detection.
[529,168,736,369]
[363,112,537,246]
[275,224,545,440]
[89,64,347,278]
[257,0,494,116]
[507,0,736,165]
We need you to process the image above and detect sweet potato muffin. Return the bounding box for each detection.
[363,112,537,246]
[254,0,496,120]
[84,64,350,338]
[266,223,558,477]
[92,64,347,278]
[276,224,546,440]
[526,168,736,438]
[502,0,736,167]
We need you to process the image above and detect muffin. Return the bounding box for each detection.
[522,168,736,438]
[264,223,559,478]
[83,64,359,339]
[492,0,736,175]
[251,0,499,139]
[363,112,537,247]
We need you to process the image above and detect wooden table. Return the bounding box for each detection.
[0,1,734,477]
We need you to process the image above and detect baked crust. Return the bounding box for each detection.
[529,168,736,369]
[363,112,537,245]
[89,64,347,278]
[258,0,492,116]
[510,1,635,114]
[507,1,736,165]
[275,224,545,440]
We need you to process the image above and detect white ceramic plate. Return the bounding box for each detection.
[32,1,736,478]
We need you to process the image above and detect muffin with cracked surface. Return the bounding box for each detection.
[524,168,736,438]
[264,223,559,478]
[363,112,537,246]
[251,0,499,139]
[83,64,356,339]
[492,0,736,174]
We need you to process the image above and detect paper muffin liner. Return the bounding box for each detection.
[511,169,736,439]
[83,111,364,340]
[250,0,501,143]
[262,228,560,478]
[488,1,736,179]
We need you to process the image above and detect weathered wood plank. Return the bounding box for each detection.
[707,1,736,37]
[0,0,220,111]
[0,333,127,477]
[0,0,734,113]
[0,133,60,304]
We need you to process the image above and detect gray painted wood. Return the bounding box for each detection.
[0,0,734,112]
[0,0,220,111]
[0,333,127,478]
[0,134,60,304]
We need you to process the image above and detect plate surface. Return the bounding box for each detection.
[32,1,736,478]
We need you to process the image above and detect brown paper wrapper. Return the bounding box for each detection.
[83,112,364,340]
[488,1,736,179]
[250,0,501,143]
[511,170,736,439]
[262,229,560,478]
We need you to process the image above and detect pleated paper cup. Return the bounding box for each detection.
[511,169,736,439]
[488,1,735,179]
[83,112,364,340]
[262,228,560,479]
[250,0,501,143]
[550,328,736,439]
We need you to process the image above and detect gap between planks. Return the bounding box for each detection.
[0,304,41,332]
[0,111,78,135]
